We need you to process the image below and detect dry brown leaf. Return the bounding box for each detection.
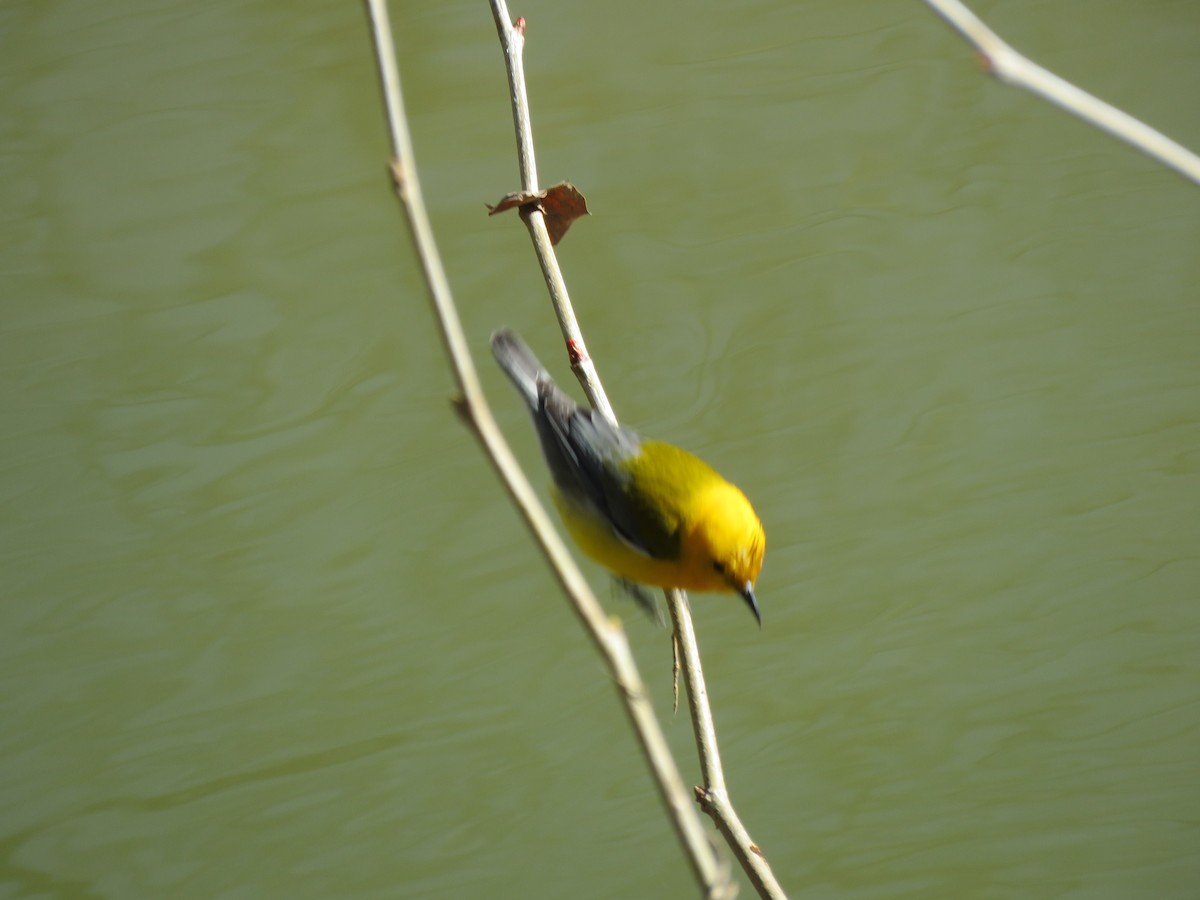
[486,181,590,245]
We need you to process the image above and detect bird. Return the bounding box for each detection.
[491,328,766,624]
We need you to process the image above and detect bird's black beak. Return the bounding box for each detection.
[739,582,761,627]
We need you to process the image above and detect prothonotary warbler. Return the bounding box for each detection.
[491,329,766,624]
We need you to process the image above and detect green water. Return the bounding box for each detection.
[2,0,1198,897]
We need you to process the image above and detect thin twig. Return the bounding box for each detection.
[488,5,614,423]
[488,3,784,897]
[922,0,1200,186]
[362,1,731,897]
[669,597,785,898]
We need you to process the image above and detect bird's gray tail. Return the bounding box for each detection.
[491,328,546,410]
[491,329,642,543]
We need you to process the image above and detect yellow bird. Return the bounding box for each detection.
[492,329,766,624]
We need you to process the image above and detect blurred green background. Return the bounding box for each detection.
[3,0,1198,897]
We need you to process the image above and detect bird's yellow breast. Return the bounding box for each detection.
[553,441,764,594]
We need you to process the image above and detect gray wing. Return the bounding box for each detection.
[535,379,680,561]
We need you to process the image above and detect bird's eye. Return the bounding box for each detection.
[712,561,726,574]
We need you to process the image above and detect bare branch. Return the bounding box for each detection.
[922,0,1200,186]
[669,597,787,898]
[488,3,615,423]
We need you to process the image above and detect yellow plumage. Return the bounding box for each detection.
[492,329,766,623]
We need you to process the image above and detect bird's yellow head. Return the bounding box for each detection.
[686,480,766,624]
